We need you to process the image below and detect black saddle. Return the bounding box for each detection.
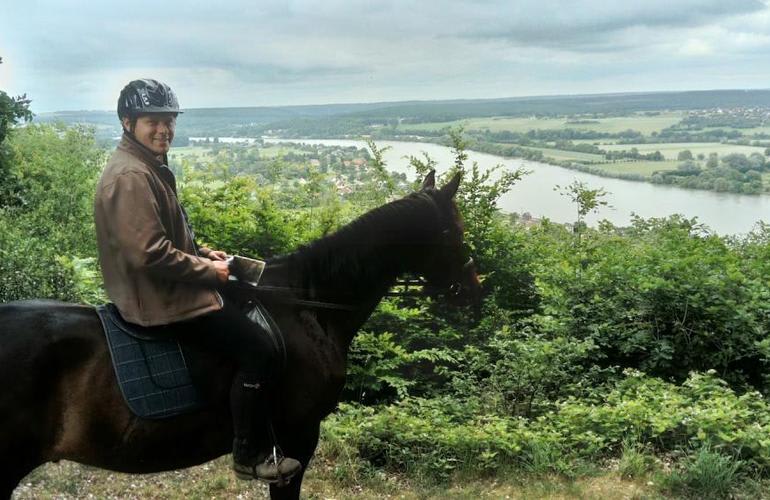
[95,300,285,419]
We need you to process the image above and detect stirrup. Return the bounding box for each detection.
[255,446,301,487]
[233,445,301,486]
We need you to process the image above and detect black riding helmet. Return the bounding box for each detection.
[117,79,183,120]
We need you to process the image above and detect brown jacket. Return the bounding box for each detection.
[94,133,223,326]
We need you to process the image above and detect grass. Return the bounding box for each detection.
[168,145,308,164]
[13,444,770,499]
[15,457,270,499]
[168,145,213,158]
[657,444,745,500]
[702,125,770,136]
[591,160,680,177]
[13,458,660,500]
[258,145,309,158]
[526,147,606,163]
[617,439,657,480]
[398,112,683,136]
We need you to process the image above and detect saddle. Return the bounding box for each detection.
[95,299,285,419]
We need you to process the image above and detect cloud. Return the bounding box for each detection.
[3,0,770,111]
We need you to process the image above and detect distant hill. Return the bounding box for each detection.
[34,102,394,141]
[34,89,770,142]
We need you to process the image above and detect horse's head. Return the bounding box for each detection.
[417,170,482,309]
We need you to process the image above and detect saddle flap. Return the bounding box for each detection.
[95,304,202,419]
[94,299,285,420]
[247,301,287,369]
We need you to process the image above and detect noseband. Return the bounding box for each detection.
[447,256,475,297]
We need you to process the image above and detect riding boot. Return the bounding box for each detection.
[230,372,302,485]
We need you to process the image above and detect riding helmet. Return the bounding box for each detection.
[117,79,183,120]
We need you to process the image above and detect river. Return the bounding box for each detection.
[264,138,770,235]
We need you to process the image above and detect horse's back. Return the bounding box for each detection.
[1,298,101,353]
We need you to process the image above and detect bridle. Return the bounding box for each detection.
[387,255,475,299]
[235,196,476,309]
[231,249,475,310]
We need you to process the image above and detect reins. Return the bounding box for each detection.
[229,282,358,311]
[231,191,475,310]
[231,255,474,311]
[251,285,358,311]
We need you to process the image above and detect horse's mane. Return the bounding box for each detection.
[270,190,445,294]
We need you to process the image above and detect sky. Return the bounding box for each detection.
[3,0,770,113]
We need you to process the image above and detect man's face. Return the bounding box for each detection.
[122,113,176,155]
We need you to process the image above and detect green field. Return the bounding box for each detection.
[593,159,680,177]
[527,146,606,163]
[399,112,683,136]
[703,125,770,136]
[493,145,680,177]
[169,145,308,162]
[258,145,309,158]
[600,142,767,160]
[169,145,212,158]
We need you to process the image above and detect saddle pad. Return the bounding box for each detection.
[95,304,202,419]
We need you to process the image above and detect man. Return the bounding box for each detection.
[93,78,300,483]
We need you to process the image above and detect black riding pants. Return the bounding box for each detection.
[184,297,278,384]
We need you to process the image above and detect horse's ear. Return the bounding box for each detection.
[440,171,462,198]
[421,170,436,190]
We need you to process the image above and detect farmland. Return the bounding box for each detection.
[399,111,684,136]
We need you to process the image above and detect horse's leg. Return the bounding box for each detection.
[0,460,38,500]
[268,423,320,500]
[0,423,43,500]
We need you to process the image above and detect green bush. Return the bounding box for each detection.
[527,216,770,389]
[322,370,770,483]
[0,124,105,303]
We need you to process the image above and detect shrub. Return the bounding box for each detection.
[321,370,770,483]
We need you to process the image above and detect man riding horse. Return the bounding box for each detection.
[93,78,301,484]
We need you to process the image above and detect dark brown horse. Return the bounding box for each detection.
[0,172,480,499]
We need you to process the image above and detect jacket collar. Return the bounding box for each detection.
[118,132,169,169]
[118,132,177,194]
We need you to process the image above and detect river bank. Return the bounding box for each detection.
[287,133,769,196]
[264,138,770,235]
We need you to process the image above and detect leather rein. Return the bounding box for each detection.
[231,256,475,311]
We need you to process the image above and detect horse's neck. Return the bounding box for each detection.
[289,217,428,349]
[303,234,406,308]
[312,249,404,352]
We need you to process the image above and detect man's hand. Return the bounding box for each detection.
[213,260,230,284]
[207,250,228,261]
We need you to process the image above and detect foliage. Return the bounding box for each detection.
[363,138,395,203]
[7,116,770,494]
[459,331,605,417]
[6,124,105,251]
[0,58,33,206]
[554,180,610,238]
[181,171,302,259]
[0,124,105,303]
[324,370,770,483]
[528,215,770,387]
[0,217,81,302]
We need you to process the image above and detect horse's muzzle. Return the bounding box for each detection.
[448,258,482,311]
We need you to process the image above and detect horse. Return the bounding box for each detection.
[0,171,480,500]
